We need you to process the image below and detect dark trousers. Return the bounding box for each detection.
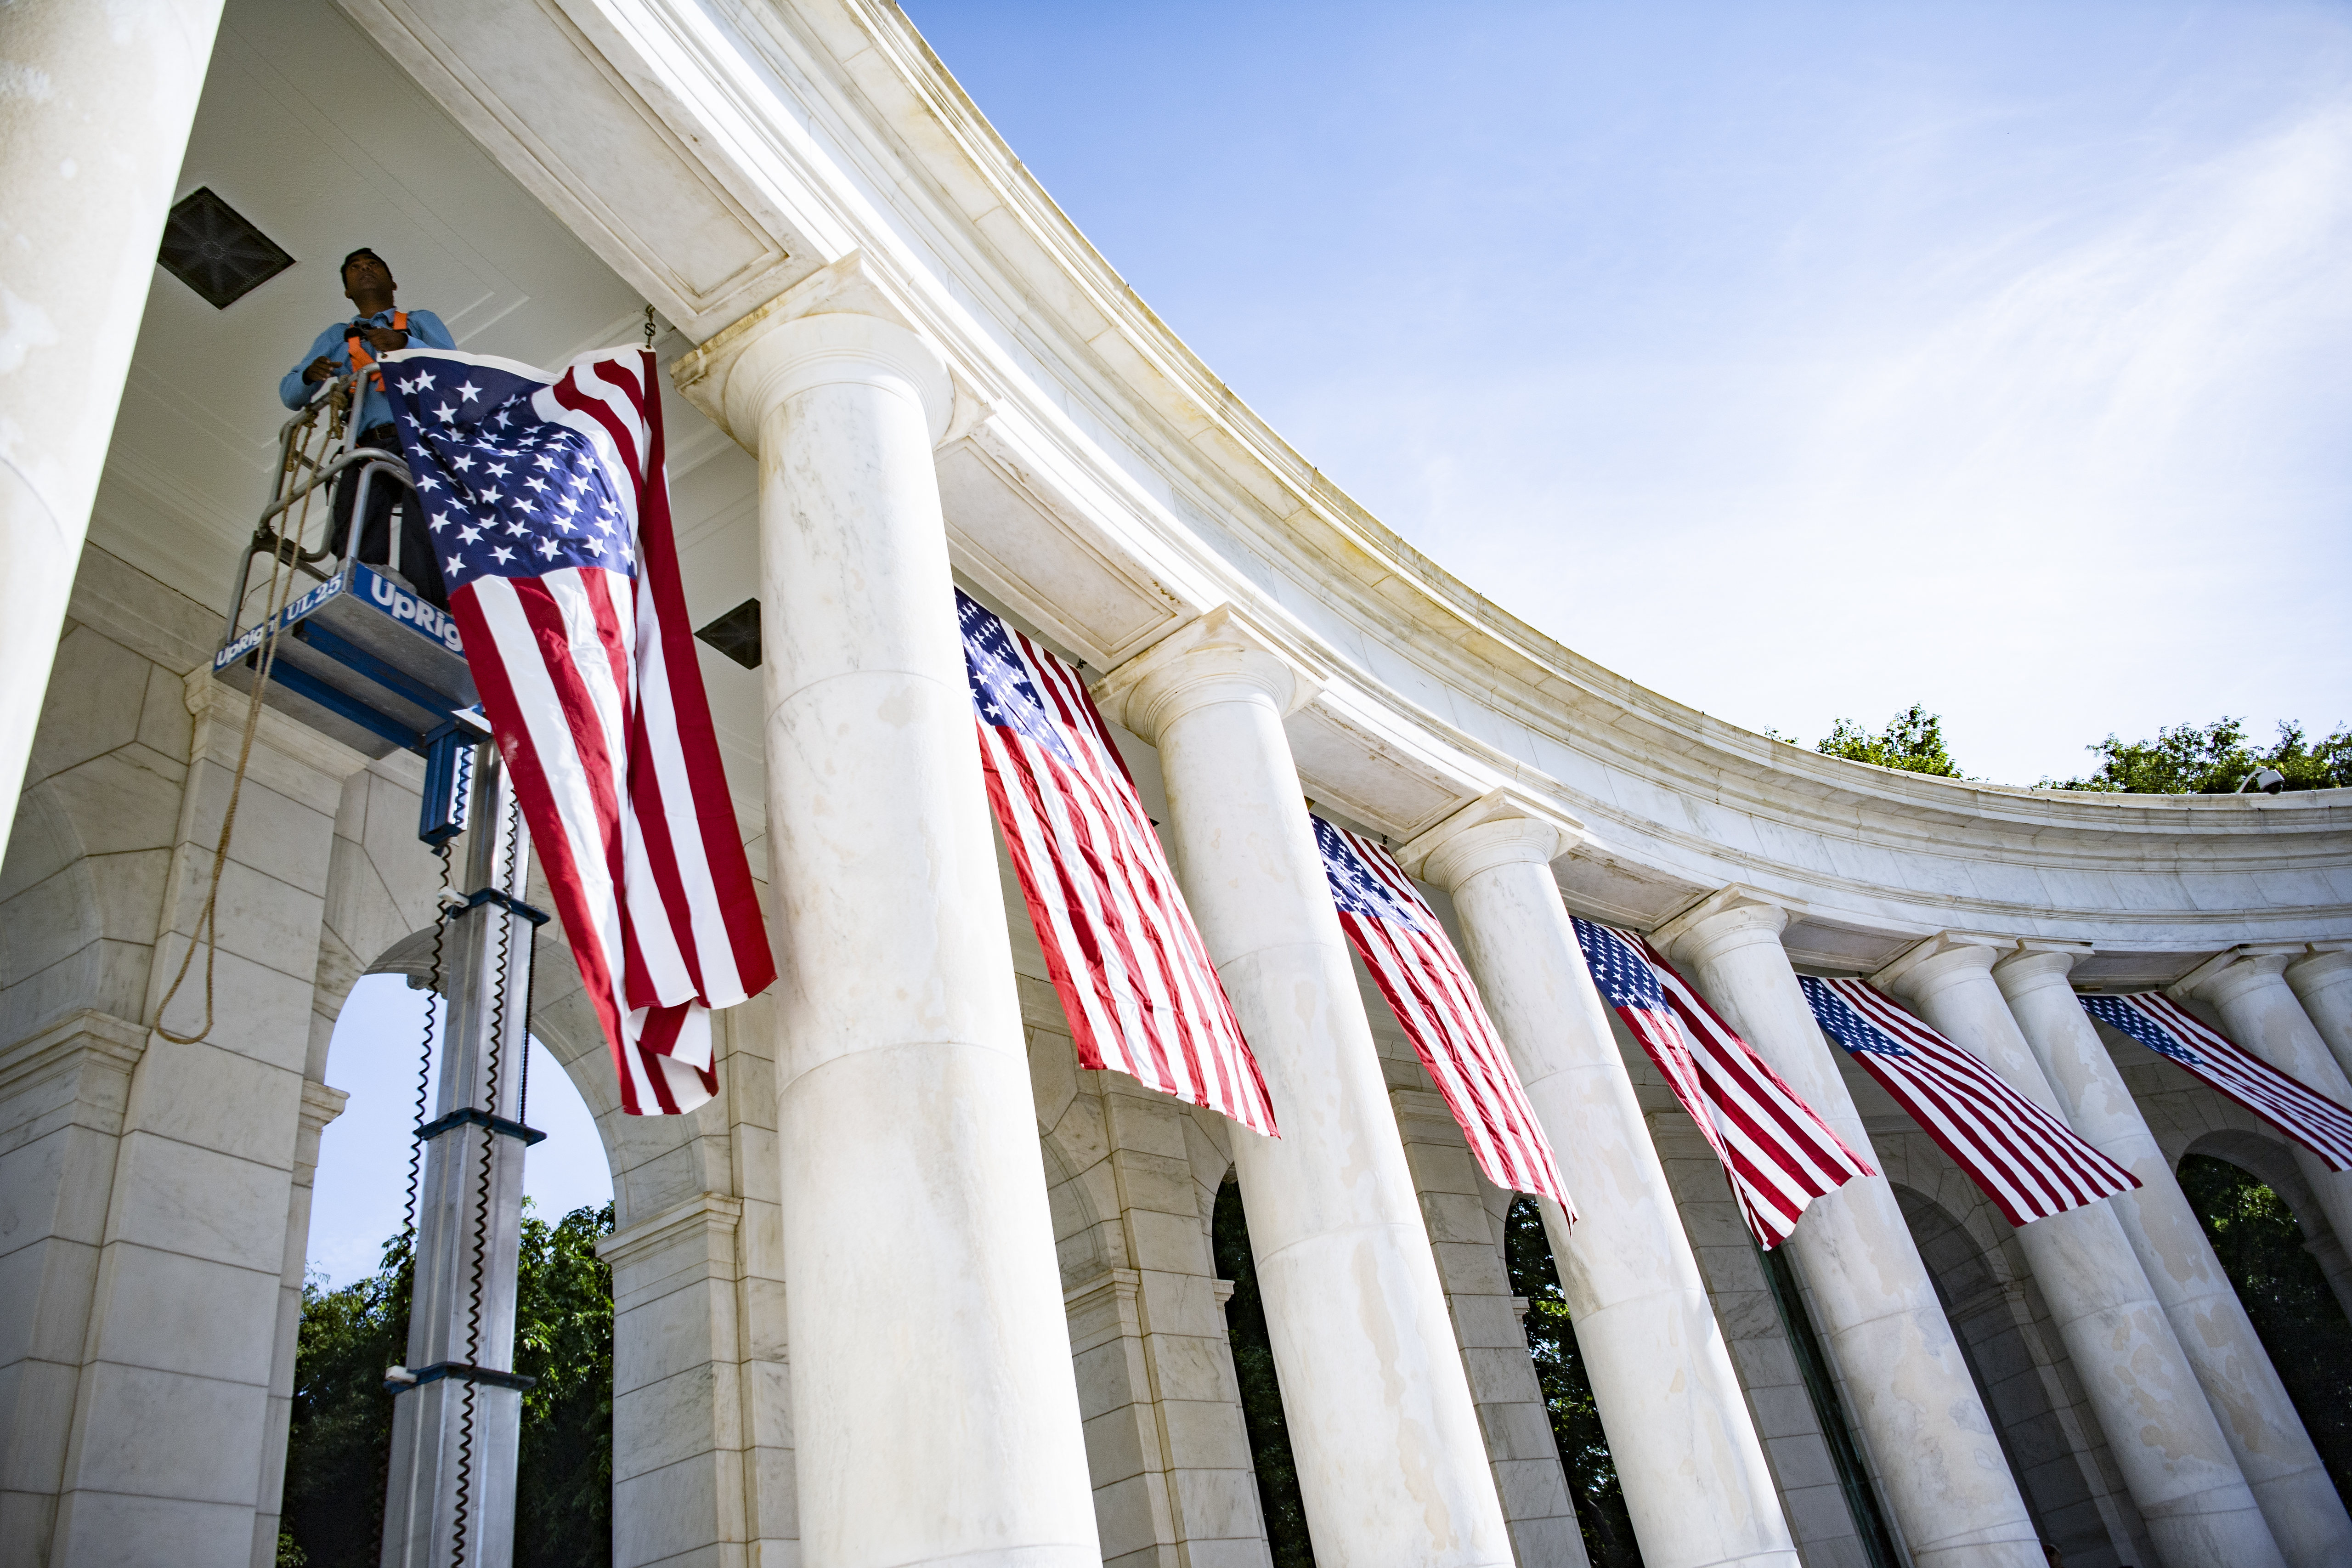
[330,424,448,607]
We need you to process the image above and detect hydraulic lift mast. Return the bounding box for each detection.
[380,736,545,1568]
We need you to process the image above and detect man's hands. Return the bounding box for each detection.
[299,325,408,384]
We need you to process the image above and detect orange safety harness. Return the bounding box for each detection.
[341,309,409,392]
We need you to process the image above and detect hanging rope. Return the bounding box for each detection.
[155,381,351,1043]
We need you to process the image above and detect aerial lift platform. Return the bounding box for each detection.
[212,383,475,758]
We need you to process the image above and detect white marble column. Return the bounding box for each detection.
[0,0,226,832]
[1651,891,2042,1568]
[1877,936,2285,1568]
[2284,944,2352,1081]
[673,266,1098,1568]
[1396,794,1798,1568]
[1094,607,1515,1568]
[2172,946,2352,1269]
[1995,945,2352,1568]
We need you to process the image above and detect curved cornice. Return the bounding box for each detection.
[784,1,2352,870]
[350,0,2349,956]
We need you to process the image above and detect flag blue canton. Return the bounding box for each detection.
[1312,816,1422,930]
[2081,995,2202,1065]
[1798,977,1912,1057]
[1571,917,1667,1012]
[957,591,1074,765]
[382,355,635,588]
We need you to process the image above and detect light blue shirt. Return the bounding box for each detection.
[279,307,456,436]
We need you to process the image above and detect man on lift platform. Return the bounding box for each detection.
[279,247,455,606]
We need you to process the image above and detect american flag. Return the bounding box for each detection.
[1573,919,1871,1247]
[2081,992,2352,1170]
[1314,818,1572,1207]
[384,347,773,1116]
[959,592,1277,1135]
[1802,978,2137,1227]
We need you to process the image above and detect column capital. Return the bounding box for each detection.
[0,1008,147,1126]
[1393,787,1584,888]
[2286,942,2352,992]
[1650,883,1794,968]
[182,668,373,806]
[2168,943,2304,1005]
[292,1080,350,1172]
[1872,929,2014,1002]
[671,251,956,453]
[1991,939,2094,1000]
[596,1190,744,1275]
[298,1079,349,1136]
[1089,603,1328,744]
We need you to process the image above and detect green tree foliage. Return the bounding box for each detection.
[2047,717,2352,794]
[513,1202,618,1565]
[1504,1197,1643,1567]
[283,1238,409,1565]
[1211,1176,1314,1566]
[283,1201,616,1568]
[2176,1156,2352,1499]
[1811,704,1965,778]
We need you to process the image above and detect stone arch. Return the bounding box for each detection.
[2183,1128,2335,1237]
[310,755,721,1228]
[1026,993,1121,1290]
[1182,1100,1237,1234]
[2180,1128,2352,1319]
[1890,1181,2148,1568]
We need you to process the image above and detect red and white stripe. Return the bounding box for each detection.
[977,626,1278,1136]
[1327,826,1573,1209]
[1624,933,1873,1247]
[2102,993,2352,1171]
[1815,978,2137,1226]
[453,349,773,1115]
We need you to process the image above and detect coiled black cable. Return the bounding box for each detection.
[452,790,523,1568]
[381,837,453,1559]
[403,841,453,1255]
[451,1377,478,1567]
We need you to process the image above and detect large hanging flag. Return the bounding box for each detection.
[1314,818,1572,1208]
[1801,978,2137,1226]
[958,592,1278,1136]
[384,346,773,1116]
[1573,919,1871,1246]
[2081,992,2352,1170]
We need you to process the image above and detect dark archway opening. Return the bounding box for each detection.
[1892,1185,2093,1563]
[2177,1153,2352,1501]
[1503,1195,1644,1568]
[1753,1242,1904,1568]
[1212,1173,1315,1567]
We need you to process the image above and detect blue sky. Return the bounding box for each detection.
[309,978,610,1286]
[305,1,2352,1283]
[900,1,2351,787]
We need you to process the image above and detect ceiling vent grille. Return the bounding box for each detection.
[695,599,763,669]
[158,187,296,309]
